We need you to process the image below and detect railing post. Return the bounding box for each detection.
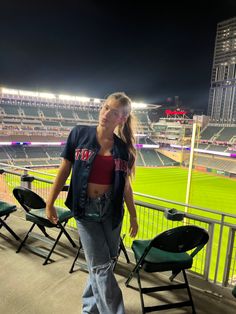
[223,228,235,287]
[204,222,214,280]
[214,214,225,283]
[20,174,35,189]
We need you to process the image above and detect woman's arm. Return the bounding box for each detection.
[124,176,138,237]
[46,158,72,224]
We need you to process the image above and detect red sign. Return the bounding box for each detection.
[165,109,187,115]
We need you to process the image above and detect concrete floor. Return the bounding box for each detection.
[0,212,235,314]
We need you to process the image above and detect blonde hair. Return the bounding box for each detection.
[106,92,137,178]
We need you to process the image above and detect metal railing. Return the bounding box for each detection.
[0,162,235,289]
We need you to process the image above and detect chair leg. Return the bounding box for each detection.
[125,263,141,286]
[16,223,36,253]
[43,222,76,265]
[119,237,130,264]
[43,228,64,265]
[0,217,20,241]
[69,239,83,273]
[59,221,77,248]
[37,225,50,237]
[182,270,196,314]
[137,270,145,314]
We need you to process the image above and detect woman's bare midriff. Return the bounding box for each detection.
[87,183,112,199]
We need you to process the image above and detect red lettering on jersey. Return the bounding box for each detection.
[75,148,94,161]
[81,149,94,161]
[114,158,128,173]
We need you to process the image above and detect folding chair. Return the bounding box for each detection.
[13,186,76,265]
[125,225,209,313]
[0,200,20,241]
[69,234,130,273]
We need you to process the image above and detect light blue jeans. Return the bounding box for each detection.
[76,192,125,314]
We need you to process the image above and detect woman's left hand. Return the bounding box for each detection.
[129,217,138,238]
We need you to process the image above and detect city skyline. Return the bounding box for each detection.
[1,1,236,111]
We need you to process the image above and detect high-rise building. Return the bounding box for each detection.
[208,17,236,124]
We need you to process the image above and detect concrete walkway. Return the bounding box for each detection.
[0,213,235,314]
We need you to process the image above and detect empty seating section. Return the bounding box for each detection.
[195,155,236,173]
[24,147,48,159]
[198,143,209,149]
[41,107,58,118]
[58,108,75,119]
[200,126,223,140]
[0,103,19,115]
[216,127,236,142]
[43,121,61,127]
[141,149,163,166]
[89,111,99,120]
[136,151,144,166]
[21,120,42,127]
[20,106,39,117]
[146,137,156,144]
[60,121,76,128]
[47,159,61,165]
[157,152,178,166]
[135,112,149,124]
[44,147,63,158]
[75,110,89,120]
[207,145,227,152]
[138,137,146,144]
[137,137,157,145]
[0,147,9,160]
[4,146,26,159]
[3,120,20,125]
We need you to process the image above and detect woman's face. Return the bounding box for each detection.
[99,98,127,129]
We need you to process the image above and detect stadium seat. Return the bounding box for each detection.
[125,225,209,313]
[0,200,20,241]
[69,234,130,273]
[13,187,76,265]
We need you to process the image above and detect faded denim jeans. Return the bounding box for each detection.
[76,191,125,314]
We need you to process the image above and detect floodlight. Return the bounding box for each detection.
[132,102,148,109]
[75,96,90,102]
[1,88,18,95]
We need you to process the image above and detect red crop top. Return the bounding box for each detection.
[88,155,114,185]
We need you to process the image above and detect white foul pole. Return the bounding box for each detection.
[185,122,197,214]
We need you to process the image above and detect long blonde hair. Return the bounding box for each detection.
[106,92,137,178]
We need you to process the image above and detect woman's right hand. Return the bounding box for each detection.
[46,205,59,224]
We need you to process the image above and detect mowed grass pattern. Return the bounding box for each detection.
[133,167,236,214]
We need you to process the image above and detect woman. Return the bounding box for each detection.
[46,92,138,314]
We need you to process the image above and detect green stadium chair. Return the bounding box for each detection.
[125,225,209,314]
[0,200,20,241]
[13,186,76,265]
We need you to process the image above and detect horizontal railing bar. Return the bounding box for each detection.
[134,192,236,218]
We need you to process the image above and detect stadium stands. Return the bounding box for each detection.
[215,127,236,142]
[195,155,236,173]
[200,126,223,140]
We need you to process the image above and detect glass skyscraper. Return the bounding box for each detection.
[208,17,236,124]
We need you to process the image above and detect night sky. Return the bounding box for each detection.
[1,1,236,111]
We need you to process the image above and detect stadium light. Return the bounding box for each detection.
[132,102,148,109]
[19,90,38,97]
[39,92,56,99]
[93,98,101,103]
[75,96,90,102]
[59,94,76,101]
[1,88,18,95]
